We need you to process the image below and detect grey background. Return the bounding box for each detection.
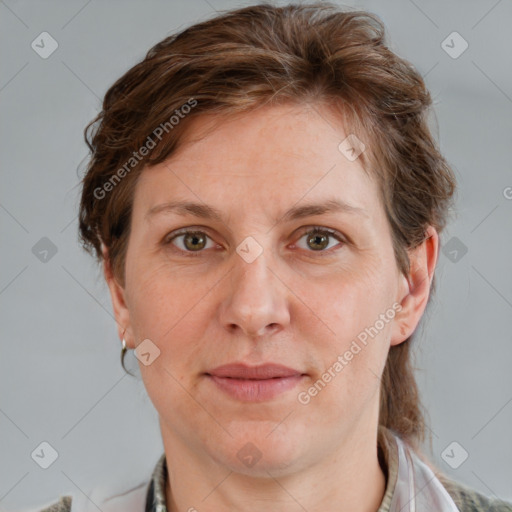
[1,0,511,509]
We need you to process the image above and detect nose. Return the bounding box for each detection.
[218,248,290,339]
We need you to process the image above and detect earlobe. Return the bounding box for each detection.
[390,226,439,346]
[101,243,134,348]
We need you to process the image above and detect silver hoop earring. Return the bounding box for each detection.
[121,338,128,367]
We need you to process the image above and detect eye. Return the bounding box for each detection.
[164,229,216,257]
[163,226,346,258]
[294,226,346,254]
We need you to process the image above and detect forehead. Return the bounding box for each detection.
[173,102,364,172]
[133,103,382,222]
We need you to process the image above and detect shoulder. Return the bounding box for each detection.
[21,479,149,512]
[40,496,72,512]
[17,495,72,512]
[20,454,163,512]
[439,474,512,511]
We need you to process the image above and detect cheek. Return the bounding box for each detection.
[127,264,232,383]
[128,271,208,407]
[310,262,393,339]
[127,262,209,339]
[303,267,394,397]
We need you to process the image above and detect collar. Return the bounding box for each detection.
[145,451,167,512]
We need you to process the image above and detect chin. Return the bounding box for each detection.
[210,429,305,477]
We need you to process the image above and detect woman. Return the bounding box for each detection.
[31,2,511,511]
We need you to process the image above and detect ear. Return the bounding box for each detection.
[390,226,439,347]
[101,243,135,349]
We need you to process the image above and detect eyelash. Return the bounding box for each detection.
[163,226,347,258]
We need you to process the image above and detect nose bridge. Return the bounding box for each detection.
[220,244,289,337]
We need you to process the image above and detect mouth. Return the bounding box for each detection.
[205,363,306,402]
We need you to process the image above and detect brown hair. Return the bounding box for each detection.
[78,2,456,453]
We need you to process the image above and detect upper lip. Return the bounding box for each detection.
[206,363,304,380]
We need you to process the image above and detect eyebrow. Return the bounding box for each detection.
[145,198,369,223]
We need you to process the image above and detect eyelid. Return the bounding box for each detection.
[294,225,346,240]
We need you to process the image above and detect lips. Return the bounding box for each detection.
[206,363,304,379]
[205,363,307,401]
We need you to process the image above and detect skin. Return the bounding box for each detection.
[104,102,438,512]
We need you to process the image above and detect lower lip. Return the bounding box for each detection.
[206,374,305,402]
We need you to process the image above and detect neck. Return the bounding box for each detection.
[161,420,387,512]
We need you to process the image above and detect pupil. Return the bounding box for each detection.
[185,232,205,251]
[309,233,327,250]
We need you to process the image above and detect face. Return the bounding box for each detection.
[106,102,435,477]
